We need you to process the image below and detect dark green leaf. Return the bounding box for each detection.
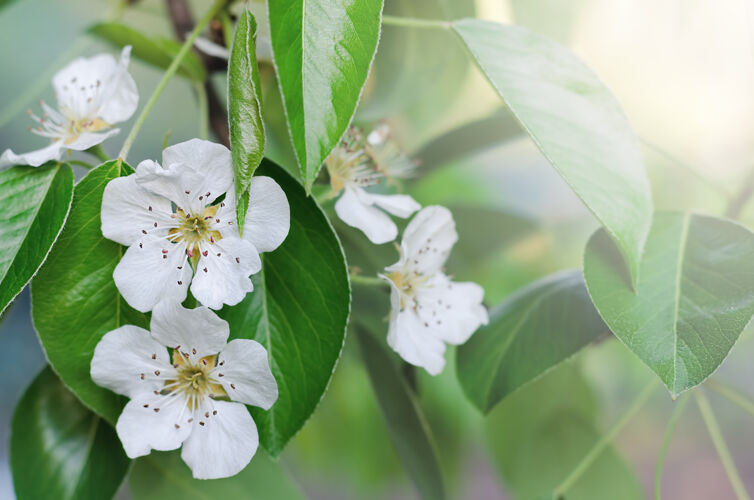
[0,163,73,315]
[584,212,754,396]
[219,160,350,456]
[458,270,607,413]
[32,161,149,424]
[452,20,653,289]
[88,22,206,82]
[269,0,384,189]
[229,9,265,232]
[11,367,130,500]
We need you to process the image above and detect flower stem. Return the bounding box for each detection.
[194,81,209,140]
[86,144,110,163]
[654,393,690,499]
[350,274,386,287]
[695,390,751,500]
[118,0,227,161]
[706,379,754,417]
[381,15,450,30]
[553,378,659,498]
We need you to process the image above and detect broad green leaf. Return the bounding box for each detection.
[0,163,73,315]
[452,20,653,289]
[457,270,608,413]
[269,0,384,189]
[219,160,350,456]
[32,161,148,424]
[88,22,206,82]
[130,450,304,500]
[229,9,265,232]
[584,212,754,396]
[487,363,642,500]
[11,367,130,500]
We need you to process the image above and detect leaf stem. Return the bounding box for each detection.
[194,81,209,140]
[350,274,387,287]
[381,15,450,30]
[706,379,754,418]
[654,393,690,499]
[86,144,110,163]
[118,0,227,161]
[695,390,751,500]
[553,378,659,498]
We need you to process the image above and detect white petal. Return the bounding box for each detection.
[134,159,205,211]
[161,139,233,205]
[53,52,119,118]
[90,325,172,398]
[65,129,120,151]
[243,176,290,253]
[190,237,260,310]
[97,46,139,124]
[116,390,192,458]
[193,35,230,59]
[101,174,173,246]
[335,186,398,244]
[391,205,457,275]
[150,301,229,359]
[0,141,65,169]
[113,235,191,312]
[180,400,259,480]
[362,191,420,218]
[217,339,277,409]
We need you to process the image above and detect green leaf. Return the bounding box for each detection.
[32,161,149,424]
[88,22,206,82]
[219,159,350,456]
[452,20,653,289]
[457,270,607,413]
[11,367,130,500]
[0,163,73,315]
[583,212,754,396]
[229,9,265,232]
[129,450,304,500]
[269,0,384,189]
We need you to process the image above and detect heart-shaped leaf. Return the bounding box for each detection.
[457,270,608,413]
[219,160,350,456]
[32,161,149,424]
[0,163,73,315]
[584,212,754,396]
[269,0,384,189]
[11,367,130,500]
[452,20,653,289]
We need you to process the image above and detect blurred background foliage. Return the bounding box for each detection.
[2,0,754,498]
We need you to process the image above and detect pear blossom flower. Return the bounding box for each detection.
[380,206,488,375]
[0,47,138,169]
[101,138,289,312]
[325,127,420,244]
[365,122,418,181]
[91,301,277,479]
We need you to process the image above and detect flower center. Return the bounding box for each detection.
[165,350,226,411]
[168,205,223,257]
[63,116,110,144]
[325,142,382,194]
[387,270,431,311]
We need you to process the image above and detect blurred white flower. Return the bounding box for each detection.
[91,301,277,480]
[101,138,289,311]
[326,127,420,244]
[380,206,488,375]
[365,122,418,181]
[0,47,138,169]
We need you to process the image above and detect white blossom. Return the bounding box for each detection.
[101,138,289,312]
[91,301,277,479]
[326,127,420,244]
[0,47,138,169]
[380,206,488,375]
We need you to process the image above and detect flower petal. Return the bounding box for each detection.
[180,400,259,480]
[150,301,229,359]
[134,159,204,211]
[53,52,119,119]
[97,46,139,124]
[390,205,457,275]
[362,191,420,218]
[65,129,120,151]
[0,141,65,169]
[90,325,172,398]
[190,237,260,310]
[243,176,290,253]
[217,339,277,409]
[101,174,174,246]
[193,35,230,59]
[113,235,191,312]
[335,186,398,244]
[161,139,233,205]
[116,391,192,458]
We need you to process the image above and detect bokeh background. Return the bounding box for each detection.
[2,0,754,498]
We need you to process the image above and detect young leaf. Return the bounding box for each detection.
[457,270,608,413]
[0,163,73,315]
[32,161,149,424]
[88,22,206,82]
[228,9,265,232]
[11,367,130,500]
[269,0,384,189]
[452,20,653,289]
[129,450,304,500]
[584,212,754,396]
[219,159,350,456]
